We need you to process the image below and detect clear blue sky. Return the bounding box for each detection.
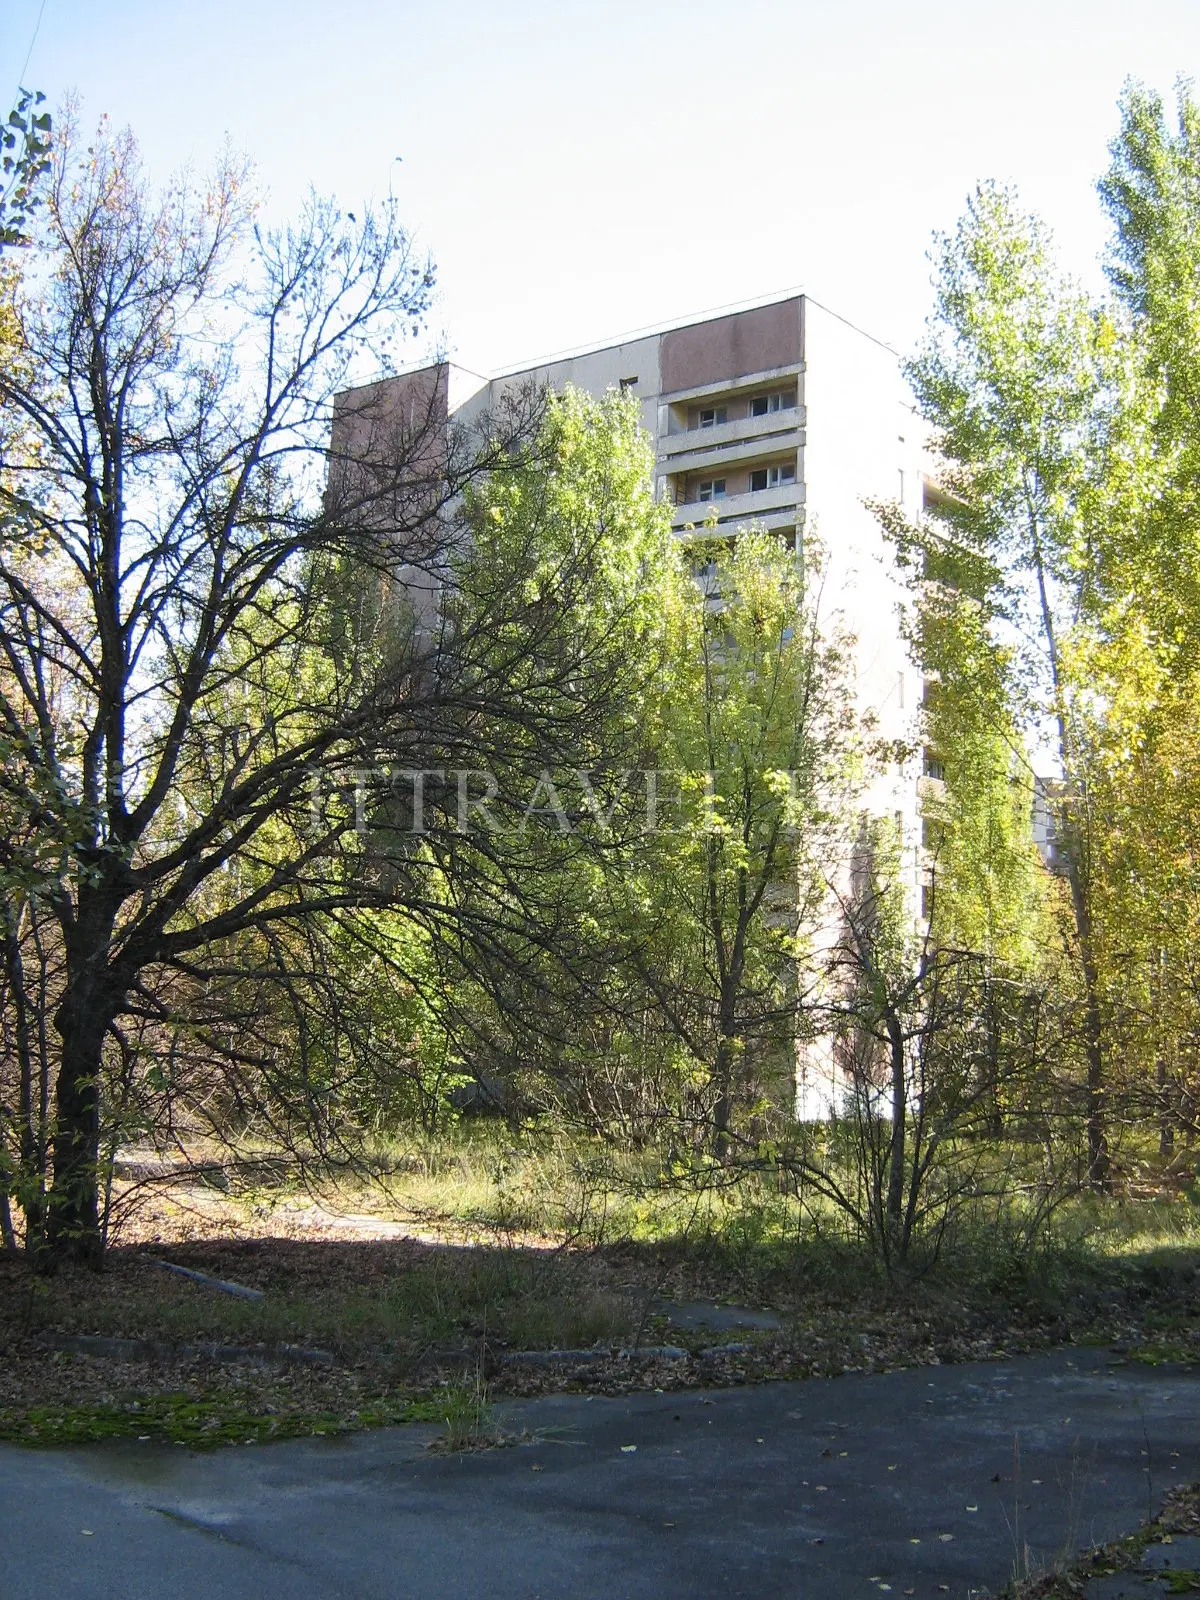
[3,0,1199,374]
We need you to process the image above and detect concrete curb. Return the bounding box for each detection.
[42,1333,334,1368]
[503,1345,689,1366]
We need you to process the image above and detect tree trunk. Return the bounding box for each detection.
[1063,851,1108,1190]
[3,906,45,1253]
[984,982,1004,1139]
[1079,939,1108,1190]
[0,1167,17,1253]
[45,987,109,1267]
[1156,962,1175,1160]
[1159,1051,1176,1159]
[44,894,121,1269]
[886,1016,906,1237]
[711,978,740,1160]
[712,1033,735,1159]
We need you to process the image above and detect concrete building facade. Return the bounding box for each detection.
[334,295,937,1116]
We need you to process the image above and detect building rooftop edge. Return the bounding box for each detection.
[487,289,808,385]
[338,290,902,402]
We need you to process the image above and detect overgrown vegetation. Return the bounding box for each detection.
[3,79,1200,1445]
[4,1135,1200,1446]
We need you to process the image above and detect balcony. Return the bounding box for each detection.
[658,405,806,463]
[664,434,805,491]
[671,480,804,532]
[660,361,804,409]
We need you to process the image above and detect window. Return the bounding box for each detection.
[697,478,726,501]
[751,392,784,417]
[923,749,945,782]
[699,406,728,428]
[619,375,638,392]
[749,463,796,491]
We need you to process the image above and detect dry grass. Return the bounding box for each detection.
[6,1135,1200,1449]
[1000,1480,1200,1597]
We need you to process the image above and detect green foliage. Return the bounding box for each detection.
[380,385,678,1129]
[613,525,856,1148]
[910,557,1050,965]
[459,383,669,688]
[0,89,51,248]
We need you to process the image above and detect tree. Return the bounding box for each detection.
[0,115,650,1266]
[874,472,1060,1145]
[902,544,1047,965]
[351,383,676,1140]
[1095,82,1200,1150]
[906,182,1130,1185]
[609,526,856,1156]
[795,816,1063,1273]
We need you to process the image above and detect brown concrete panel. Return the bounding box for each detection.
[661,299,801,394]
[328,365,449,517]
[330,364,448,476]
[325,361,452,594]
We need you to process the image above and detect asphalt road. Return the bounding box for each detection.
[3,1348,1199,1599]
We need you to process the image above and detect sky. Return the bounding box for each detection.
[3,0,1200,377]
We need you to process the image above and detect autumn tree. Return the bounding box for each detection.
[0,114,653,1266]
[904,183,1132,1185]
[1094,82,1200,1147]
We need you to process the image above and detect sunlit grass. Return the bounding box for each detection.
[104,1120,1200,1353]
[342,1123,1200,1274]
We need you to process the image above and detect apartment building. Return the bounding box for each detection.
[332,295,934,1115]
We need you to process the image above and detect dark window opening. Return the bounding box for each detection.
[750,463,796,492]
[751,391,790,417]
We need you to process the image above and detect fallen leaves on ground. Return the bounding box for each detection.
[3,1181,1200,1448]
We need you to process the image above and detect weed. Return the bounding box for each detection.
[430,1369,502,1453]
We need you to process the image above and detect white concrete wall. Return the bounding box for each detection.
[454,335,663,440]
[795,300,927,1118]
[801,300,923,863]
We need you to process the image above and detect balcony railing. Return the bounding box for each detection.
[658,406,804,459]
[671,481,804,528]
